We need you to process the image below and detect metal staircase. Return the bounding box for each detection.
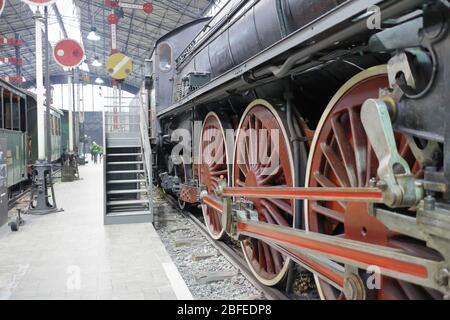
[103,89,153,225]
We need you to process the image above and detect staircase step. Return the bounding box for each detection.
[107,161,143,165]
[107,153,141,157]
[107,179,145,184]
[107,170,144,174]
[107,200,149,206]
[107,189,147,195]
[106,210,151,217]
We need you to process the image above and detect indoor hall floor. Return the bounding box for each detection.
[0,161,192,300]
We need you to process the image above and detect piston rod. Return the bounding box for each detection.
[220,187,384,203]
[236,219,446,294]
[200,190,449,296]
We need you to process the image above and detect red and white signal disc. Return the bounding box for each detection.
[53,39,85,68]
[21,0,58,6]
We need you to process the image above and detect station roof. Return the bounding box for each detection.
[0,0,215,94]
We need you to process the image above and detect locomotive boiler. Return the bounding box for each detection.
[145,0,450,300]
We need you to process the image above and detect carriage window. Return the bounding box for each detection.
[12,96,20,130]
[20,98,27,132]
[52,116,55,136]
[158,43,173,72]
[4,93,12,130]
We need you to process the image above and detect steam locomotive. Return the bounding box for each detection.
[146,0,450,299]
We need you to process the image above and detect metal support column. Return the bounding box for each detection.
[68,71,74,152]
[14,34,21,88]
[35,10,45,161]
[62,70,79,182]
[44,6,52,164]
[72,69,77,151]
[27,6,62,215]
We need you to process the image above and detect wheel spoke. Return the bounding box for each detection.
[238,164,248,177]
[257,150,280,176]
[211,169,227,176]
[270,246,283,273]
[260,199,291,225]
[208,207,217,230]
[398,281,428,300]
[312,203,344,223]
[238,144,250,174]
[314,172,347,210]
[236,180,246,187]
[257,240,266,270]
[213,142,225,165]
[262,242,275,274]
[331,116,357,187]
[257,165,281,185]
[348,107,367,187]
[320,142,351,187]
[314,172,337,188]
[267,198,292,214]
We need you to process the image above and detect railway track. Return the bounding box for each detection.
[161,192,311,300]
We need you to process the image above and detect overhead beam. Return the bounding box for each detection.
[53,3,68,39]
[23,73,140,94]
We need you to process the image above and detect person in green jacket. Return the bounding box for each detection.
[91,142,100,164]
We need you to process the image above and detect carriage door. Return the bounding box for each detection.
[0,138,7,227]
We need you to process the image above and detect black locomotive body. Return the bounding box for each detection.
[145,0,450,299]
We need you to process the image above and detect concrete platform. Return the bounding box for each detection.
[0,162,192,300]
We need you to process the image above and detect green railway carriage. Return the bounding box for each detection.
[0,79,28,189]
[61,110,70,151]
[27,98,63,164]
[0,79,63,191]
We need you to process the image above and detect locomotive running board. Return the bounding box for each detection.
[201,193,447,295]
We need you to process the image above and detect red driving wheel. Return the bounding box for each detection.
[305,66,443,300]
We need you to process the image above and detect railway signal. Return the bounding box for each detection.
[0,37,23,46]
[21,0,58,5]
[0,57,23,65]
[105,0,153,53]
[106,52,133,80]
[105,0,153,13]
[1,76,23,83]
[53,39,85,68]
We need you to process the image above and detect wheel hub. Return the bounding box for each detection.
[343,272,367,300]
